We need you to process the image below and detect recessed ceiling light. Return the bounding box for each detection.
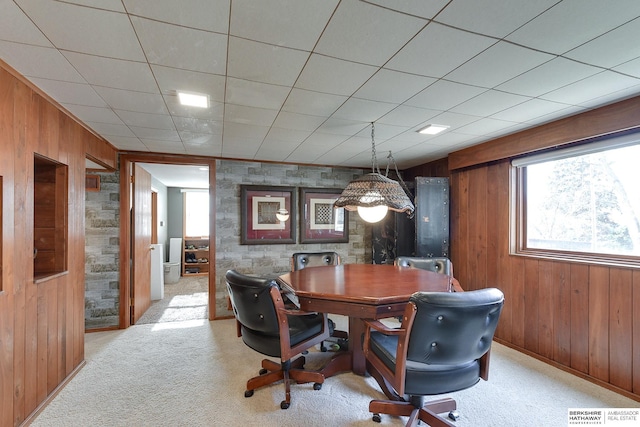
[178,91,209,108]
[417,124,449,135]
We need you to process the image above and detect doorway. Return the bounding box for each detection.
[119,154,216,328]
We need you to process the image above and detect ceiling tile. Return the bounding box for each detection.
[225,78,290,110]
[227,37,309,86]
[0,42,84,83]
[86,121,135,137]
[63,0,125,12]
[540,71,640,106]
[506,0,640,54]
[131,16,227,74]
[94,86,168,114]
[229,0,339,50]
[404,80,487,111]
[386,23,496,78]
[123,0,229,32]
[141,139,186,154]
[105,136,148,151]
[272,111,326,132]
[281,89,347,117]
[331,98,398,122]
[116,110,175,130]
[419,111,483,132]
[151,65,226,102]
[450,90,530,117]
[355,69,436,104]
[565,18,640,68]
[29,78,107,107]
[363,0,450,20]
[165,97,225,121]
[435,0,558,38]
[174,118,223,135]
[130,126,180,141]
[455,117,522,136]
[62,104,123,125]
[221,135,262,158]
[295,54,378,96]
[224,104,278,127]
[0,0,52,46]
[445,41,554,88]
[285,133,348,163]
[377,105,440,127]
[223,121,269,140]
[63,52,157,92]
[614,57,640,79]
[17,0,145,60]
[496,57,602,97]
[491,98,574,123]
[316,118,369,136]
[314,0,427,66]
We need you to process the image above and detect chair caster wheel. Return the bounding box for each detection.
[448,410,460,421]
[244,390,254,398]
[372,414,381,423]
[280,401,290,410]
[259,368,267,375]
[313,382,322,390]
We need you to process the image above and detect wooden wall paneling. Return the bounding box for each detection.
[633,270,640,395]
[523,258,539,353]
[495,161,512,342]
[552,262,572,366]
[0,67,15,427]
[452,171,469,289]
[468,167,488,291]
[506,257,526,346]
[537,260,554,360]
[608,268,632,391]
[46,280,59,395]
[588,266,610,382]
[570,264,590,373]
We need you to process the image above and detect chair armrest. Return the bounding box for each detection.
[363,319,405,335]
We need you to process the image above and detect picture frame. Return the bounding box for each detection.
[240,185,297,244]
[299,187,348,243]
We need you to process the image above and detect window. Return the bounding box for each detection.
[514,133,640,262]
[183,190,209,237]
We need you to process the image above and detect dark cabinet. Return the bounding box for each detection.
[372,177,449,264]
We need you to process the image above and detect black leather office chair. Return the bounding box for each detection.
[394,256,453,276]
[225,269,332,409]
[291,252,348,351]
[291,251,341,271]
[363,288,504,426]
[394,256,462,292]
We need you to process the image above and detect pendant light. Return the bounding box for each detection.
[334,123,414,223]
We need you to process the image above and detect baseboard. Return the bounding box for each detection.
[20,360,87,426]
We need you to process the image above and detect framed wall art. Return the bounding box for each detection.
[299,187,348,243]
[240,185,297,244]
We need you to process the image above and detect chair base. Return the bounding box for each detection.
[245,356,325,409]
[370,398,457,427]
[367,360,457,426]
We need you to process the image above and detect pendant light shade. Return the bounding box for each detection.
[334,123,415,223]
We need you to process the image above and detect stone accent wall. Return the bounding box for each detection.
[85,170,120,329]
[215,159,372,317]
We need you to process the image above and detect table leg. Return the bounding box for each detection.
[349,317,366,375]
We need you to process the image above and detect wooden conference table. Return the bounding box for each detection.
[277,263,458,375]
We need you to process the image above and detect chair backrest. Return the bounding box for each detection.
[395,256,452,276]
[291,252,341,271]
[225,270,280,336]
[407,288,504,365]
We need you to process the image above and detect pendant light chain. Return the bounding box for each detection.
[371,122,380,174]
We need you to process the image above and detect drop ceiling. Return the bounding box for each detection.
[2,0,640,169]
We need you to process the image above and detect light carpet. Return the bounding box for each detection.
[137,275,209,324]
[31,316,637,427]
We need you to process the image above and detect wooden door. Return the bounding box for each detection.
[131,163,152,324]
